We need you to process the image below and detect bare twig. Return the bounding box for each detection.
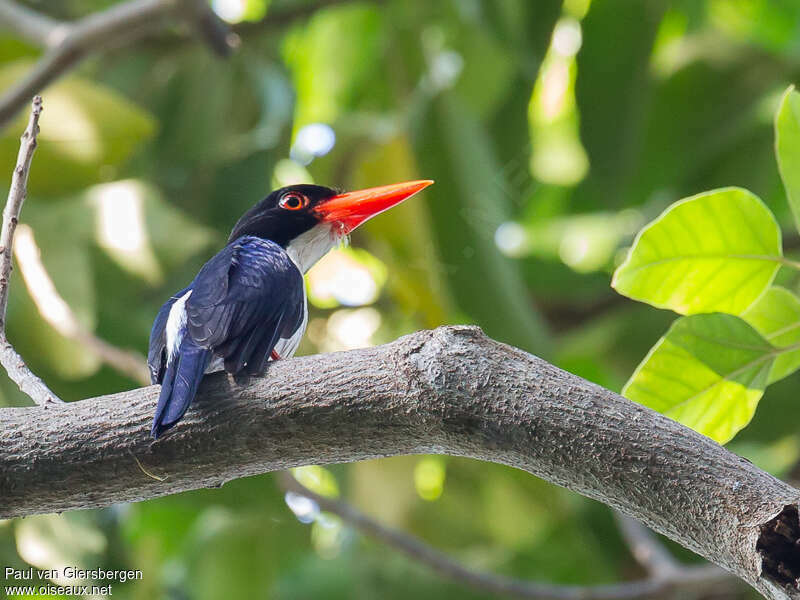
[0,0,235,129]
[0,96,62,405]
[614,513,684,579]
[278,472,737,600]
[13,224,150,385]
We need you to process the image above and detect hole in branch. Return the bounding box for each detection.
[758,504,800,590]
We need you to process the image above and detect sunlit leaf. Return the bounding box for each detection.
[138,183,217,271]
[212,0,270,23]
[413,456,446,501]
[623,313,776,443]
[282,5,383,130]
[15,514,106,579]
[709,0,800,53]
[292,466,339,498]
[612,187,782,315]
[529,18,589,185]
[501,209,644,272]
[7,199,100,379]
[775,85,800,232]
[743,286,800,383]
[0,61,156,195]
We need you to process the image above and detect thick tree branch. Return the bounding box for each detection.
[2,326,800,598]
[278,472,737,599]
[0,0,234,129]
[0,96,61,405]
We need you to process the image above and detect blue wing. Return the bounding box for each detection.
[185,236,305,373]
[149,236,305,438]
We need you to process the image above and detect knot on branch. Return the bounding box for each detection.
[398,325,488,388]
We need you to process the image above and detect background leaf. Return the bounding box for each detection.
[623,313,776,443]
[775,85,800,232]
[743,286,800,383]
[0,61,156,195]
[412,93,551,356]
[612,187,782,315]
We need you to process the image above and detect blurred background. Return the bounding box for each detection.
[2,0,800,598]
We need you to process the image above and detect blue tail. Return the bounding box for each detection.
[151,341,212,439]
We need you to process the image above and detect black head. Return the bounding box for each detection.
[228,180,435,247]
[228,184,338,247]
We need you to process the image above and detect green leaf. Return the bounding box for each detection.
[282,5,383,130]
[623,313,777,444]
[709,0,800,53]
[743,286,800,383]
[574,0,666,209]
[0,61,156,196]
[612,187,782,315]
[775,85,800,232]
[411,92,551,356]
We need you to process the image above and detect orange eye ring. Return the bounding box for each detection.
[279,192,309,211]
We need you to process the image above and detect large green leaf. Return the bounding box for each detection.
[612,187,782,315]
[775,85,800,232]
[743,286,800,383]
[623,313,776,443]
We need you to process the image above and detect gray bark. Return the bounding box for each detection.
[2,326,799,599]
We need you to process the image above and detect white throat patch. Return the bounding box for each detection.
[285,222,342,273]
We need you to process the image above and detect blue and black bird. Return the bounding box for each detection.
[147,180,433,438]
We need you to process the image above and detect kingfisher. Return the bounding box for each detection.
[147,180,433,438]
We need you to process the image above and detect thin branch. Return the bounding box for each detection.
[278,472,737,600]
[0,0,235,129]
[2,326,800,599]
[13,224,149,385]
[180,0,239,56]
[614,513,684,579]
[0,0,61,47]
[0,96,61,406]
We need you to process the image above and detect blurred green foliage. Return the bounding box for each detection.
[3,0,800,598]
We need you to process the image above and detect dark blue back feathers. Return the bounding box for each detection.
[148,237,305,438]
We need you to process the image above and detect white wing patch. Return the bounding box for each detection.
[273,288,308,359]
[165,289,192,363]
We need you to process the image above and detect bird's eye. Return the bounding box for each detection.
[279,192,308,211]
